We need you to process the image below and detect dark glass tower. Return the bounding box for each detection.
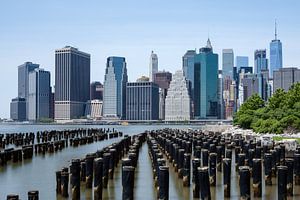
[54,46,90,120]
[194,39,219,118]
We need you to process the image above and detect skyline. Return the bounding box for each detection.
[1,0,300,118]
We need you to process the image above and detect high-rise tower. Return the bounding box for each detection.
[254,49,268,74]
[194,39,219,118]
[270,20,283,78]
[149,51,158,81]
[54,46,90,120]
[103,56,128,119]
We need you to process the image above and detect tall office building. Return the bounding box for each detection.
[273,67,300,92]
[18,62,40,99]
[103,56,128,119]
[55,46,90,120]
[236,56,249,70]
[194,39,219,118]
[222,49,234,80]
[153,71,172,120]
[182,50,196,94]
[126,82,159,120]
[10,97,26,121]
[149,51,158,81]
[28,69,51,121]
[165,70,191,121]
[270,21,283,78]
[254,49,268,74]
[18,62,39,119]
[90,81,103,100]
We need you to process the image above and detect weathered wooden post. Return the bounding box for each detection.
[94,158,103,200]
[71,159,81,200]
[239,166,250,200]
[223,158,231,198]
[252,159,262,197]
[158,166,169,200]
[278,166,288,200]
[122,166,135,200]
[199,167,211,200]
[28,190,39,200]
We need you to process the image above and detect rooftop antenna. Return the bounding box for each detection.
[275,19,277,40]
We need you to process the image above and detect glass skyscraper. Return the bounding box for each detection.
[182,50,196,90]
[236,56,249,70]
[194,39,219,118]
[103,56,128,119]
[254,49,268,74]
[270,24,283,78]
[222,49,234,80]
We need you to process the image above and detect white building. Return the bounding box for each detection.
[149,51,158,81]
[85,100,103,119]
[165,70,191,121]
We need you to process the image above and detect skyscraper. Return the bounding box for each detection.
[28,68,51,121]
[236,56,249,70]
[126,82,159,120]
[18,62,39,119]
[103,56,128,119]
[194,39,219,118]
[54,46,90,120]
[270,21,283,78]
[254,49,268,74]
[149,51,158,81]
[18,62,40,99]
[10,97,26,121]
[222,49,234,80]
[182,50,196,93]
[165,70,191,121]
[153,71,172,120]
[90,81,103,100]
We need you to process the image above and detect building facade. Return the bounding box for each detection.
[194,39,219,118]
[153,71,172,120]
[254,49,268,74]
[273,67,300,92]
[222,49,234,80]
[85,100,103,119]
[182,50,196,94]
[54,46,90,120]
[236,56,249,71]
[18,62,39,119]
[10,97,26,121]
[165,70,191,121]
[103,56,128,119]
[28,69,51,121]
[149,51,158,81]
[126,82,159,120]
[90,81,103,100]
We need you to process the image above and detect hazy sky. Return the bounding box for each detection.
[1,0,300,118]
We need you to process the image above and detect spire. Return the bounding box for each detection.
[206,38,212,49]
[275,19,277,40]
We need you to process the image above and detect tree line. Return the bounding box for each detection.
[234,82,300,134]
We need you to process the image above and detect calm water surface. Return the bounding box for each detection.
[1,124,300,199]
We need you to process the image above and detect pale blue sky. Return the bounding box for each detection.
[0,0,300,118]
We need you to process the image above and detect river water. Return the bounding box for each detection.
[0,124,300,200]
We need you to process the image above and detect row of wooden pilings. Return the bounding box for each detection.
[148,128,300,200]
[0,128,117,148]
[55,132,146,200]
[0,128,122,166]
